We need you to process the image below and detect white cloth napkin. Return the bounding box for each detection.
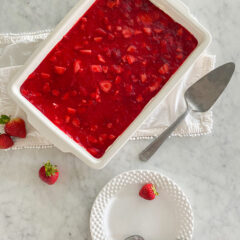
[0,30,215,149]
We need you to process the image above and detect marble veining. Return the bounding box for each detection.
[0,0,240,240]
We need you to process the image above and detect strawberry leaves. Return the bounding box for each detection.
[44,161,58,177]
[151,185,159,196]
[0,115,10,124]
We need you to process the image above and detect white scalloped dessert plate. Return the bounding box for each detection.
[90,170,194,240]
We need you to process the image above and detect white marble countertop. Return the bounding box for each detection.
[0,0,239,239]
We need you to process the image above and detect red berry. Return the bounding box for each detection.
[72,118,80,127]
[122,27,132,38]
[49,56,57,62]
[39,161,59,185]
[104,17,109,24]
[81,17,87,23]
[109,134,116,140]
[95,28,107,36]
[143,27,152,35]
[140,73,147,83]
[135,0,143,7]
[107,0,120,8]
[83,40,89,45]
[136,94,143,102]
[91,65,103,73]
[74,44,83,50]
[176,53,184,60]
[40,72,51,79]
[138,13,153,24]
[52,103,59,108]
[139,183,158,200]
[0,134,14,149]
[126,55,137,64]
[134,30,142,35]
[70,90,78,97]
[115,76,121,84]
[177,28,183,36]
[154,28,163,33]
[43,82,51,93]
[79,49,92,55]
[97,54,106,63]
[52,89,60,97]
[102,66,109,73]
[149,81,161,92]
[87,135,98,144]
[4,117,26,138]
[87,147,101,157]
[94,37,103,42]
[108,33,115,40]
[127,45,137,53]
[158,63,169,75]
[99,80,112,93]
[125,84,134,95]
[90,124,98,132]
[65,115,71,123]
[61,92,70,101]
[98,134,107,144]
[54,66,66,75]
[73,59,82,73]
[67,107,77,114]
[112,65,123,74]
[131,75,138,83]
[79,86,88,97]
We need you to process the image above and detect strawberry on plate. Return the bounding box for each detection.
[2,116,27,138]
[39,161,59,185]
[139,183,158,200]
[0,133,14,149]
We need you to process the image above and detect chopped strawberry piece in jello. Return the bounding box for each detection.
[73,59,82,73]
[54,66,66,75]
[94,37,103,42]
[52,89,60,97]
[158,63,170,75]
[41,72,51,79]
[99,80,112,93]
[127,45,137,53]
[107,0,120,8]
[20,0,198,158]
[79,49,92,55]
[91,65,103,72]
[97,54,106,63]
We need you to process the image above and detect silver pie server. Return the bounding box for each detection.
[139,62,235,162]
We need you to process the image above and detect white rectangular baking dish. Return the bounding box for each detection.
[8,0,211,169]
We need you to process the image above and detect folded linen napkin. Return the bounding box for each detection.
[0,31,215,149]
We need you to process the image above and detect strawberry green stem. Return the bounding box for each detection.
[44,161,58,177]
[0,115,10,124]
[152,185,159,196]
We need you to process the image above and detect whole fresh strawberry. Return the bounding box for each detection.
[0,133,14,149]
[139,183,158,200]
[0,115,26,138]
[39,161,59,185]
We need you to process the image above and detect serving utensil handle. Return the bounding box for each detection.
[139,109,189,162]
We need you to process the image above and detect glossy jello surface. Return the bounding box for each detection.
[20,0,198,158]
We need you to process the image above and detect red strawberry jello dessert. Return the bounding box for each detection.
[20,0,198,158]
